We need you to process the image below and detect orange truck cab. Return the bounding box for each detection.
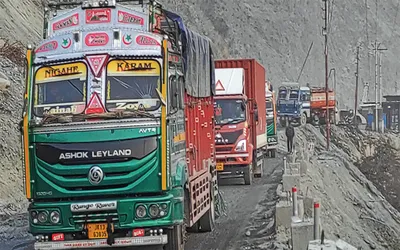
[214,59,267,185]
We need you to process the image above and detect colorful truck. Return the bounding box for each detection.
[277,82,335,126]
[214,59,267,184]
[20,1,217,249]
[265,81,277,158]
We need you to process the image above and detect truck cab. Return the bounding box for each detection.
[277,82,310,126]
[214,59,267,185]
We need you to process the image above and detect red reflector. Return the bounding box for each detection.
[133,229,145,237]
[52,233,65,241]
[85,92,105,115]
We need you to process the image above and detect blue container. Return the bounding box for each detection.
[383,113,387,128]
[367,113,374,127]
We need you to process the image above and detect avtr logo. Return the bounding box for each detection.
[139,128,156,133]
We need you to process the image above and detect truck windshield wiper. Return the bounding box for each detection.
[218,117,244,125]
[37,110,159,126]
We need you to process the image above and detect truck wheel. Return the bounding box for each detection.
[312,114,320,126]
[198,193,215,232]
[280,118,287,127]
[300,113,307,126]
[244,164,253,185]
[271,150,276,158]
[164,224,184,250]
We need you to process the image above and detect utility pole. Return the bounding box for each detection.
[354,45,360,125]
[322,0,329,150]
[372,42,387,131]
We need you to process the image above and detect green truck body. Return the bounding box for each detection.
[21,1,217,249]
[266,82,278,157]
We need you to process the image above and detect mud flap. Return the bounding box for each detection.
[254,150,265,178]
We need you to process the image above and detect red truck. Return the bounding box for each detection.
[310,87,336,125]
[214,59,267,185]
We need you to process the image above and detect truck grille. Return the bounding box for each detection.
[72,212,120,223]
[216,147,233,152]
[34,136,160,195]
[215,130,242,145]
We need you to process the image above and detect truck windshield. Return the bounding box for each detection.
[278,89,287,99]
[106,59,161,112]
[33,62,87,116]
[215,99,246,125]
[289,90,299,99]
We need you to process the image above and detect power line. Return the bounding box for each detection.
[388,0,400,42]
[296,42,314,82]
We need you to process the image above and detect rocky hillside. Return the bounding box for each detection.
[2,0,400,107]
[162,0,400,109]
[275,125,400,249]
[0,0,42,44]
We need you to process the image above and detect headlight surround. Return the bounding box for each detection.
[235,139,247,152]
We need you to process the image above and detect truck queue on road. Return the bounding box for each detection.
[20,1,282,250]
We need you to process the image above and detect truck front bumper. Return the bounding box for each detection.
[279,114,301,118]
[34,235,168,249]
[216,153,249,160]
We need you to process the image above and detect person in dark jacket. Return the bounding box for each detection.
[285,122,295,153]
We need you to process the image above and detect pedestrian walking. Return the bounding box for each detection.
[285,122,295,153]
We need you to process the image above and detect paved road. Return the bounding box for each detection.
[5,155,283,250]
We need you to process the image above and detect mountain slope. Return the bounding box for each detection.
[163,0,400,109]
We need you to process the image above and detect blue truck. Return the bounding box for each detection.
[277,82,310,127]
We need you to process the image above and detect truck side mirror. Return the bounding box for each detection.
[254,103,259,122]
[254,109,259,122]
[19,120,24,133]
[169,76,178,110]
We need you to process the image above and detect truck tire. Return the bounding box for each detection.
[164,224,184,250]
[271,149,276,158]
[244,164,253,185]
[198,195,215,232]
[300,113,307,126]
[280,118,287,127]
[312,114,320,126]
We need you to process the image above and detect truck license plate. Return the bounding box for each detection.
[87,223,113,239]
[216,163,224,171]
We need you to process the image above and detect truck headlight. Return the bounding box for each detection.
[38,211,48,223]
[50,211,60,224]
[235,139,246,152]
[136,205,147,218]
[149,204,160,218]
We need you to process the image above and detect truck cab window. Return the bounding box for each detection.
[33,62,87,116]
[289,90,298,99]
[105,60,161,112]
[215,98,246,125]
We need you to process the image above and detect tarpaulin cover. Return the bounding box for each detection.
[164,10,215,97]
